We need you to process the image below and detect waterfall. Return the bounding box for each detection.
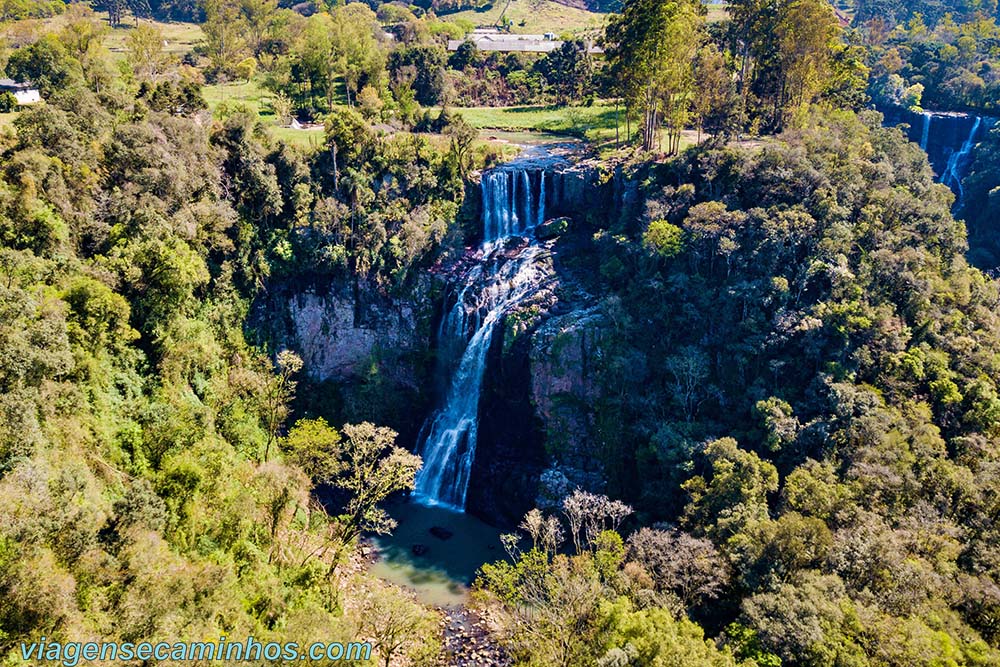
[537,171,546,228]
[521,170,531,232]
[920,113,931,151]
[877,104,994,204]
[481,168,547,246]
[940,116,982,205]
[413,167,549,510]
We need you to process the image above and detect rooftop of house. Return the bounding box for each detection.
[0,78,36,91]
[447,32,603,54]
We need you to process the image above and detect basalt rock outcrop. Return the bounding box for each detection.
[258,148,620,526]
[529,307,608,489]
[878,104,997,202]
[256,276,435,378]
[250,275,439,440]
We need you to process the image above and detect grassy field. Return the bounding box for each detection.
[705,1,729,23]
[21,16,204,58]
[439,0,724,39]
[455,103,620,141]
[203,79,325,147]
[0,112,17,131]
[103,20,203,57]
[454,102,706,156]
[270,124,326,148]
[202,79,271,115]
[441,0,606,36]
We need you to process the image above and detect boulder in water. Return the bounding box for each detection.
[536,217,571,240]
[411,543,429,556]
[429,526,454,540]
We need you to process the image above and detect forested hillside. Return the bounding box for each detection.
[474,109,1000,665]
[0,10,471,660]
[853,0,999,27]
[858,0,1000,112]
[1,0,999,665]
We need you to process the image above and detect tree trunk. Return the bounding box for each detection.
[615,97,619,148]
[332,142,339,191]
[625,101,630,143]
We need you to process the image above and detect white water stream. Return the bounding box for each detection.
[413,166,551,510]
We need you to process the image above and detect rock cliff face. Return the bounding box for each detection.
[545,164,613,223]
[528,307,608,492]
[468,298,551,523]
[250,276,439,443]
[285,291,412,382]
[259,278,434,384]
[259,156,621,526]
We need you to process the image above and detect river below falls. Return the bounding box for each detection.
[366,497,507,607]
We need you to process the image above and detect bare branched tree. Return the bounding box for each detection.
[627,526,729,607]
[562,490,633,554]
[519,508,565,556]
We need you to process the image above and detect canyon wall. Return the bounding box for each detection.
[255,158,627,525]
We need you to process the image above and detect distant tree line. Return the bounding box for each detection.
[859,4,1000,112]
[602,0,868,152]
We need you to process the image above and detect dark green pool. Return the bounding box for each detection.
[367,498,507,607]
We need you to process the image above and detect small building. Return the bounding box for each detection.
[0,79,41,105]
[447,31,603,54]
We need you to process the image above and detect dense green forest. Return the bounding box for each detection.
[476,109,1000,665]
[1,0,1000,665]
[859,1,1000,111]
[0,7,468,663]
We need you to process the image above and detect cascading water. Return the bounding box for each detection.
[877,106,994,201]
[481,168,547,247]
[940,116,982,205]
[413,166,550,510]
